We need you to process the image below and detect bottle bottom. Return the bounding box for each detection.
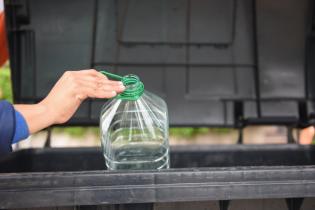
[105,143,169,170]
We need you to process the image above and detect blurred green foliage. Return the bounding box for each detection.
[169,127,232,138]
[0,64,13,102]
[54,127,231,139]
[54,126,100,138]
[170,127,207,138]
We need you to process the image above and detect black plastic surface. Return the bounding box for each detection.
[4,0,315,126]
[0,145,315,209]
[1,145,315,173]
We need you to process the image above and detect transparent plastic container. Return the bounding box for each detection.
[100,74,169,170]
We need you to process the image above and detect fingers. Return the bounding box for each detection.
[75,81,124,99]
[76,86,118,100]
[77,74,122,86]
[66,69,125,99]
[77,78,125,93]
[75,69,108,80]
[73,70,124,87]
[95,90,118,98]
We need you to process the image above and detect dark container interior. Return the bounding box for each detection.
[1,145,315,173]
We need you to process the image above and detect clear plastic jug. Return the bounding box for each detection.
[100,72,169,170]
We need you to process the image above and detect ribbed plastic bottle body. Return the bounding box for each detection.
[100,91,169,170]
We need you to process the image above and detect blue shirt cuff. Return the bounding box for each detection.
[12,110,30,144]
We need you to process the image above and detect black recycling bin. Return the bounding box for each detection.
[1,145,315,210]
[2,0,315,209]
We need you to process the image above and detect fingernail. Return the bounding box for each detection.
[112,91,117,96]
[118,81,124,86]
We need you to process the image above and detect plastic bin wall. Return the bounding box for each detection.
[0,145,315,210]
[4,0,314,126]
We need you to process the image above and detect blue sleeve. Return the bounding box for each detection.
[0,100,30,156]
[0,100,15,155]
[12,110,29,144]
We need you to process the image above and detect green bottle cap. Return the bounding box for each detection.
[100,71,144,100]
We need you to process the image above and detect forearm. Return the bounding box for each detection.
[14,103,55,134]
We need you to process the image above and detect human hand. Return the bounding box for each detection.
[40,69,125,124]
[15,69,125,134]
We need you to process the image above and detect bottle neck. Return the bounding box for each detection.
[117,75,144,100]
